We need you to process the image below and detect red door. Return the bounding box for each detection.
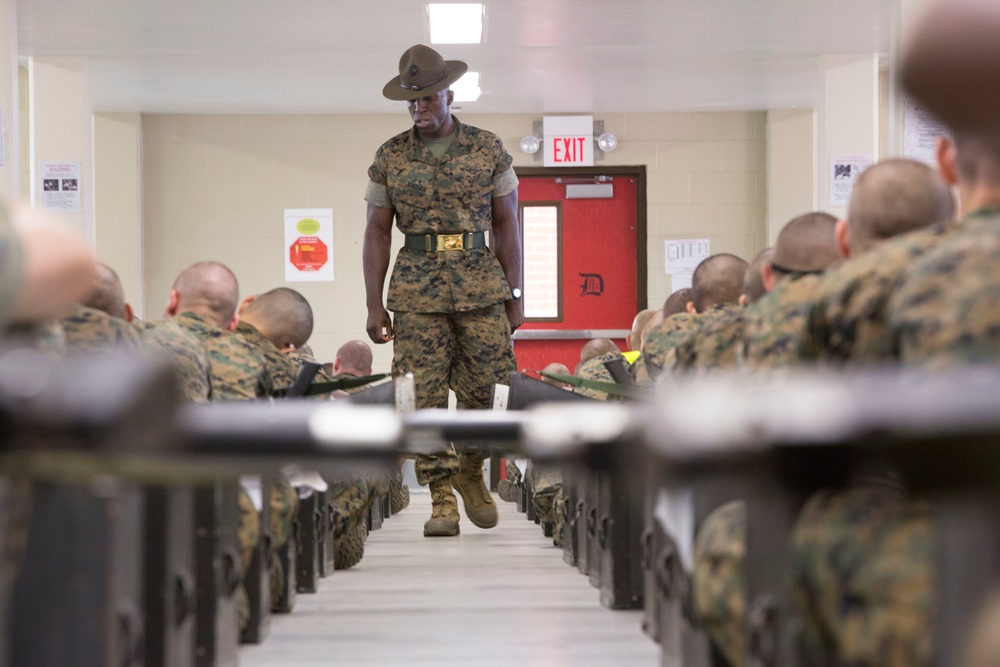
[512,169,645,374]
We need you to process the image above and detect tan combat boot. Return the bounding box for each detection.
[450,454,498,529]
[424,479,461,537]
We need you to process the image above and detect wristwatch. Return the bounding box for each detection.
[511,287,522,299]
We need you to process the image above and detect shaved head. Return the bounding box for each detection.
[691,254,748,312]
[580,338,619,364]
[773,213,840,274]
[171,261,240,329]
[83,263,126,319]
[663,288,692,317]
[847,159,955,253]
[541,362,571,388]
[742,248,774,305]
[628,309,658,352]
[241,287,315,349]
[334,339,373,377]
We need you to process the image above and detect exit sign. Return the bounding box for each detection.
[543,116,594,167]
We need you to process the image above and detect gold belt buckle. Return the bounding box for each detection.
[436,233,465,251]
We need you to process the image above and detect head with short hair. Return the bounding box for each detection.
[639,311,664,350]
[167,261,240,330]
[627,309,658,352]
[83,263,129,320]
[845,159,955,254]
[772,212,840,275]
[333,340,374,377]
[541,362,572,389]
[240,287,315,350]
[741,248,775,306]
[580,338,619,364]
[690,254,749,313]
[663,288,693,318]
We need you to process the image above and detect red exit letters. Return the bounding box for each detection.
[550,136,587,164]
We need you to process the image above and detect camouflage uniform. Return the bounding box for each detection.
[798,222,956,365]
[741,273,824,371]
[366,118,518,486]
[671,303,743,374]
[235,321,297,389]
[790,484,933,667]
[527,462,562,529]
[888,208,1000,365]
[692,500,747,667]
[60,304,141,352]
[137,318,212,403]
[642,312,701,380]
[237,486,260,631]
[573,349,625,400]
[171,311,273,400]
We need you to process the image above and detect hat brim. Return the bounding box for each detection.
[382,60,468,101]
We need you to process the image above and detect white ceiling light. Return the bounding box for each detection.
[428,4,484,44]
[597,132,619,152]
[451,72,481,102]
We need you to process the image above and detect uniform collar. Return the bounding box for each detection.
[407,116,468,165]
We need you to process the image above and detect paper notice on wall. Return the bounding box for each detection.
[904,101,950,164]
[284,208,334,282]
[665,239,710,276]
[829,154,871,207]
[39,161,82,213]
[671,274,692,291]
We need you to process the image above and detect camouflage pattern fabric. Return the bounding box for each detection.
[137,318,212,403]
[269,474,298,549]
[798,221,956,365]
[329,478,372,540]
[692,500,747,667]
[573,350,625,400]
[671,303,744,374]
[629,354,651,385]
[330,372,375,395]
[529,463,562,526]
[791,485,933,667]
[172,311,273,400]
[60,304,141,352]
[5,320,66,357]
[552,487,565,547]
[888,209,1000,366]
[237,486,260,631]
[366,118,516,314]
[288,348,335,383]
[741,273,823,371]
[642,312,701,380]
[393,305,515,486]
[0,202,24,329]
[236,321,298,388]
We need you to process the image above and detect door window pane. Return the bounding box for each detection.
[521,204,561,320]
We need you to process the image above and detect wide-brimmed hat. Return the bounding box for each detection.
[382,44,468,101]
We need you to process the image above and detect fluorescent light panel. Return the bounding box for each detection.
[428,4,483,44]
[451,72,480,102]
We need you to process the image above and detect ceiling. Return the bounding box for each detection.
[17,0,895,115]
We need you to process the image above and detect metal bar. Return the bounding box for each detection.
[512,329,630,340]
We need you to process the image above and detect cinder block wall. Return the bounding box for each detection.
[140,111,767,371]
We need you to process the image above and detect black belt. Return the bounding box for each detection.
[404,231,486,252]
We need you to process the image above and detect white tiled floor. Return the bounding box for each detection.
[240,490,659,667]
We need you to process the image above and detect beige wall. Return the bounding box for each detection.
[766,110,817,245]
[94,112,143,316]
[18,65,28,199]
[139,111,767,370]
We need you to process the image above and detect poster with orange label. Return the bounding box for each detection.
[284,209,334,282]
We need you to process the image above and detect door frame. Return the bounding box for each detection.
[514,165,648,312]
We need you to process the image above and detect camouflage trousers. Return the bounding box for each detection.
[237,487,260,631]
[329,478,373,538]
[269,474,298,549]
[791,484,933,667]
[552,487,565,547]
[529,463,563,525]
[393,306,515,486]
[691,500,747,667]
[690,486,933,667]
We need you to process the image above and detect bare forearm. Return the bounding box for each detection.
[363,207,392,308]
